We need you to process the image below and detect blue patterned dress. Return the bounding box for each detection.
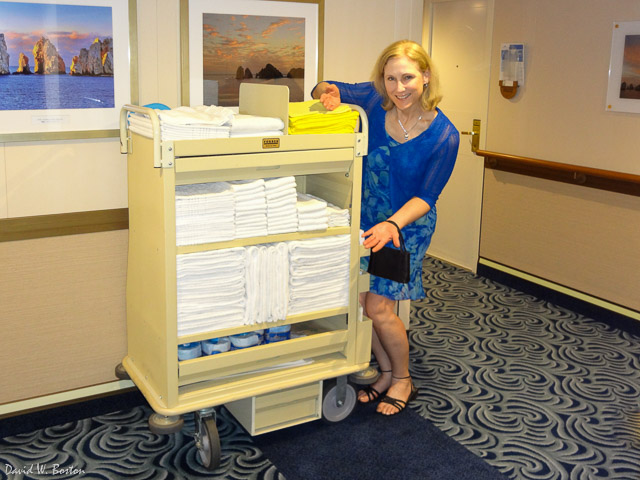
[323,81,459,300]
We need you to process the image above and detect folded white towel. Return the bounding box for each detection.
[265,176,296,190]
[159,105,235,126]
[230,114,285,134]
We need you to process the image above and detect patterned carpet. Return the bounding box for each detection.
[1,256,639,479]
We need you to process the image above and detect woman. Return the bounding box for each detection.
[312,40,459,415]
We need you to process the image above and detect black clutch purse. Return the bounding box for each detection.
[367,220,410,284]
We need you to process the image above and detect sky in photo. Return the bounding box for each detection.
[622,34,640,82]
[203,13,304,76]
[0,1,112,67]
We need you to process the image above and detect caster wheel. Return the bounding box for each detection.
[114,363,130,380]
[348,366,379,385]
[148,413,184,434]
[322,379,356,423]
[196,415,221,471]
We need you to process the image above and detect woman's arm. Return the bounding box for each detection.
[362,197,430,252]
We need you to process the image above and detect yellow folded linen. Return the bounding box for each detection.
[288,100,353,117]
[288,100,360,135]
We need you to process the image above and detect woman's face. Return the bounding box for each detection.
[383,56,430,112]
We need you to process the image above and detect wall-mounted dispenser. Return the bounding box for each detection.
[499,43,525,99]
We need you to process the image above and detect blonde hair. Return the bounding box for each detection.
[371,40,442,111]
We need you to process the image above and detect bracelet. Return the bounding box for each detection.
[384,219,401,232]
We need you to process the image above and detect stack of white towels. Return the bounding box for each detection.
[230,114,286,138]
[265,177,298,234]
[176,247,246,336]
[175,182,235,246]
[127,106,285,140]
[175,178,351,246]
[296,192,329,231]
[287,235,351,315]
[244,243,289,325]
[229,179,268,238]
[327,202,350,227]
[175,234,350,334]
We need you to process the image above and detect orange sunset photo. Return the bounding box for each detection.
[202,13,305,106]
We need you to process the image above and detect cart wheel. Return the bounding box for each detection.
[322,379,356,423]
[148,413,184,434]
[196,415,221,471]
[114,363,130,380]
[348,366,379,385]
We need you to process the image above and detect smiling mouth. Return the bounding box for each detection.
[396,93,411,99]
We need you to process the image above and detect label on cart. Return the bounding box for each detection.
[262,138,281,149]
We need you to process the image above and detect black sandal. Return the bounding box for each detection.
[378,375,418,415]
[357,370,391,403]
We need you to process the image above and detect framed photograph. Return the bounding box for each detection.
[0,0,138,142]
[180,0,323,107]
[606,21,640,114]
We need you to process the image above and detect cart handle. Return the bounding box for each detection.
[346,103,368,157]
[120,104,163,168]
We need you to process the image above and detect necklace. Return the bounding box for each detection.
[397,113,423,140]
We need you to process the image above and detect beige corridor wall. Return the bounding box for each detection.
[481,0,640,312]
[0,0,423,410]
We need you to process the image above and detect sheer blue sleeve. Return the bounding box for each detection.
[390,113,459,212]
[414,122,459,209]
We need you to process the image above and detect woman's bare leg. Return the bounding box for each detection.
[364,292,413,415]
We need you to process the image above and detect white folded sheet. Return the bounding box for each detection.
[176,248,247,334]
[230,114,285,134]
[287,235,350,315]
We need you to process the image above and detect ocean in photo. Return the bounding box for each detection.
[0,68,115,110]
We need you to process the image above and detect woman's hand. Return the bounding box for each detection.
[319,84,341,111]
[362,221,401,252]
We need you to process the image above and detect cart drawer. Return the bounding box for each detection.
[225,381,321,435]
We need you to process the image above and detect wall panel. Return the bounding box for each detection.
[480,171,640,312]
[0,231,128,405]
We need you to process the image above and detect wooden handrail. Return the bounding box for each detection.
[0,208,129,243]
[476,150,640,197]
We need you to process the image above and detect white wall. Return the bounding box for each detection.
[323,0,423,82]
[487,0,640,174]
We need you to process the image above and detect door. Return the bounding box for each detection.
[423,0,493,271]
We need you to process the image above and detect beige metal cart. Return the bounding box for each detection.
[117,84,373,470]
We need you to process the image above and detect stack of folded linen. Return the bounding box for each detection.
[128,105,234,140]
[176,247,246,335]
[175,182,235,246]
[327,202,350,227]
[244,243,289,324]
[244,245,267,325]
[265,176,298,234]
[229,179,268,239]
[230,114,285,138]
[266,243,289,322]
[297,192,350,227]
[287,235,351,315]
[288,100,360,135]
[296,192,329,231]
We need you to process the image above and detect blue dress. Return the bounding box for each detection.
[325,81,459,300]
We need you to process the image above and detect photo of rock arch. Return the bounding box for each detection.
[0,1,115,110]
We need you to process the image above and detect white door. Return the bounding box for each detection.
[423,0,493,271]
